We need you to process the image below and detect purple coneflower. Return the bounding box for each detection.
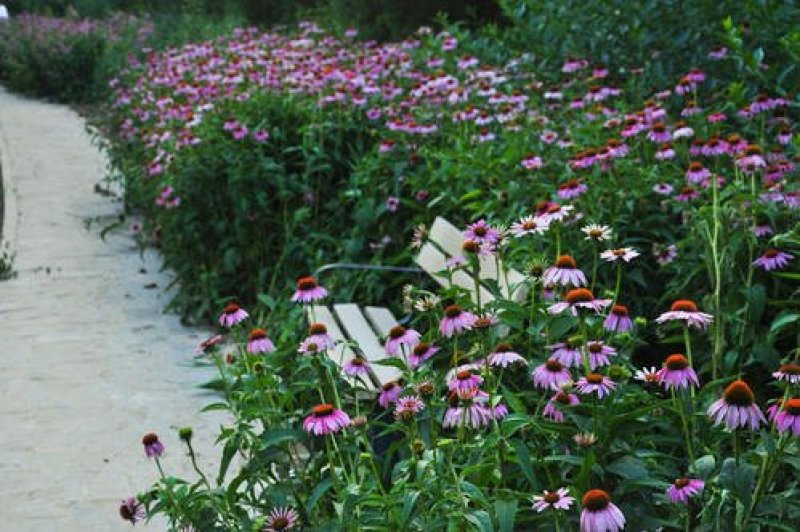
[667,478,705,505]
[586,341,617,369]
[653,244,678,265]
[685,162,711,184]
[343,356,371,377]
[549,288,612,316]
[409,342,439,368]
[305,323,335,350]
[653,183,674,195]
[656,354,699,390]
[655,143,676,160]
[676,186,700,202]
[488,343,528,368]
[548,340,582,368]
[291,276,328,303]
[604,304,633,333]
[119,497,145,524]
[656,299,713,329]
[303,404,351,435]
[379,381,403,408]
[449,368,484,392]
[544,255,587,287]
[442,389,493,429]
[219,303,248,327]
[707,380,766,430]
[264,507,300,531]
[576,373,616,398]
[600,247,640,263]
[774,363,800,384]
[247,328,275,354]
[753,249,793,271]
[768,398,800,436]
[194,334,224,355]
[532,359,573,390]
[395,395,425,420]
[558,179,589,200]
[647,122,671,143]
[464,219,501,246]
[439,304,478,337]
[581,489,626,532]
[543,390,580,423]
[142,432,165,458]
[532,487,575,512]
[384,325,421,356]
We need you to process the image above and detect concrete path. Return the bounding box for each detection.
[0,88,223,530]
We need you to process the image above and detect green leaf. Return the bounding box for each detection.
[261,428,304,449]
[494,499,517,532]
[607,456,649,480]
[465,510,494,532]
[510,439,539,490]
[693,455,716,479]
[400,490,421,526]
[306,478,334,513]
[718,457,757,508]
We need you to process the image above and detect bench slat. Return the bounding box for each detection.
[415,243,494,305]
[333,304,400,385]
[363,306,399,337]
[308,305,359,371]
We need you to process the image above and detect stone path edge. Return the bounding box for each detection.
[0,114,20,257]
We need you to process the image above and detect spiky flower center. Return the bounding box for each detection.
[611,304,629,316]
[665,354,689,370]
[674,478,690,489]
[688,161,703,172]
[248,328,267,341]
[679,186,696,195]
[560,179,581,190]
[555,391,571,404]
[586,373,604,384]
[744,144,762,156]
[545,359,564,372]
[763,249,779,258]
[297,276,318,290]
[473,225,488,237]
[312,404,335,417]
[652,123,666,133]
[778,363,800,375]
[670,299,698,312]
[521,219,538,230]
[727,133,741,143]
[413,343,430,356]
[223,303,240,314]
[305,342,319,352]
[271,517,289,530]
[784,398,800,416]
[723,380,755,407]
[555,255,578,269]
[587,342,603,354]
[309,323,327,335]
[142,433,159,445]
[495,343,513,353]
[444,305,463,318]
[566,288,594,304]
[543,491,562,504]
[582,489,611,511]
[382,381,399,392]
[389,326,406,339]
[462,240,481,253]
[456,370,474,380]
[351,356,365,366]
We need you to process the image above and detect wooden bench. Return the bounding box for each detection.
[309,217,528,388]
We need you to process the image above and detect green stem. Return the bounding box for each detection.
[672,389,695,465]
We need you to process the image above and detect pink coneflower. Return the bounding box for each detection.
[752,224,773,237]
[247,328,276,354]
[656,354,699,390]
[549,288,612,316]
[194,334,224,355]
[576,373,616,398]
[667,478,705,505]
[343,356,371,377]
[521,154,544,170]
[753,249,793,271]
[655,143,676,160]
[395,395,425,420]
[379,381,403,408]
[264,507,300,531]
[647,123,671,143]
[656,299,713,329]
[142,432,165,458]
[439,305,478,337]
[558,179,589,200]
[449,368,484,392]
[291,276,328,303]
[586,341,617,369]
[532,487,575,512]
[581,489,626,532]
[442,389,493,429]
[685,162,711,184]
[252,130,270,143]
[464,219,501,245]
[543,390,580,422]
[604,304,633,333]
[219,303,249,327]
[548,341,582,368]
[409,342,439,368]
[532,359,573,390]
[737,145,767,173]
[768,398,800,436]
[384,326,421,356]
[488,343,528,368]
[600,247,640,263]
[634,366,659,384]
[707,380,766,430]
[582,224,613,241]
[708,46,728,59]
[774,363,800,384]
[303,323,336,351]
[510,215,550,237]
[708,112,727,123]
[544,255,587,287]
[119,497,145,524]
[303,404,351,435]
[653,244,678,265]
[676,186,700,202]
[538,202,574,224]
[653,183,674,195]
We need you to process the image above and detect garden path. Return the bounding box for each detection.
[0,88,223,530]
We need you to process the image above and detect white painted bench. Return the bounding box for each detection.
[309,217,528,388]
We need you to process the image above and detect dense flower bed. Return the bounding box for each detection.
[92,18,800,530]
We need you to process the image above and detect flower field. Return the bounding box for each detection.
[1,2,799,530]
